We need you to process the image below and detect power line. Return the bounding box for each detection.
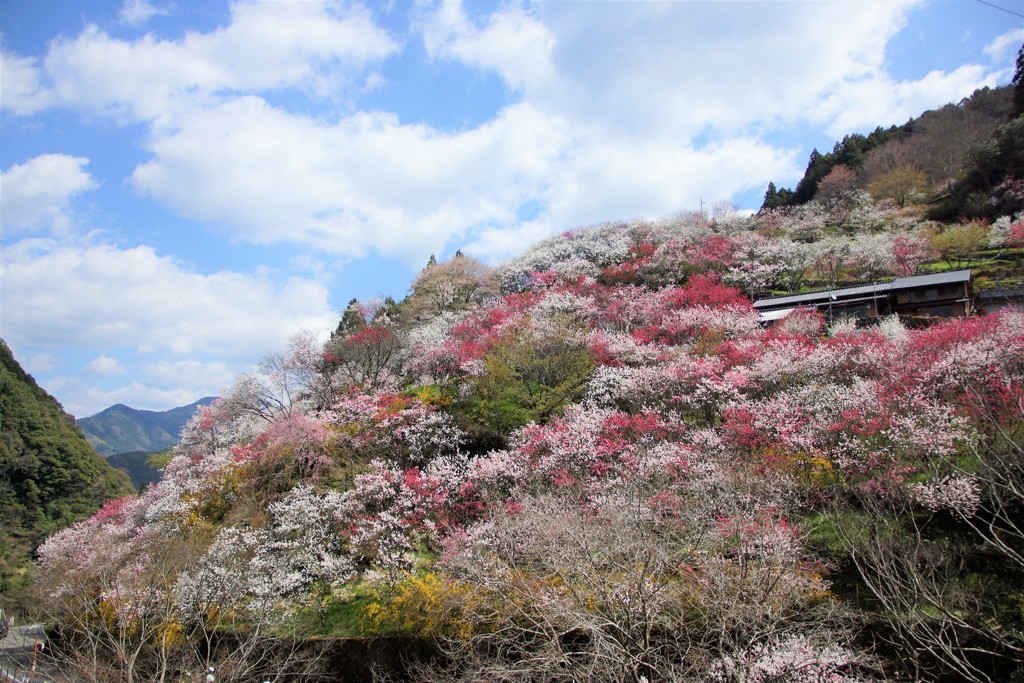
[975,0,1024,19]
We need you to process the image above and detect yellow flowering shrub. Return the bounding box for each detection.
[756,447,836,488]
[361,572,480,639]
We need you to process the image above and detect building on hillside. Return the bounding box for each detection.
[975,287,1024,315]
[753,270,974,324]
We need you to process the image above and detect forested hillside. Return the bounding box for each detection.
[765,79,1023,221]
[33,180,1024,681]
[0,340,134,603]
[104,450,167,490]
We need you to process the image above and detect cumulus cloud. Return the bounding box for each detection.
[1,0,1014,266]
[119,0,1002,263]
[1,155,97,235]
[1,0,398,120]
[129,99,570,261]
[463,135,799,261]
[43,358,238,418]
[127,96,800,263]
[15,351,58,374]
[420,0,924,138]
[0,238,337,358]
[86,354,126,376]
[418,0,1013,144]
[420,0,555,93]
[817,63,1000,137]
[143,359,235,390]
[72,379,227,418]
[119,0,171,27]
[0,51,53,116]
[984,27,1024,62]
[99,359,236,412]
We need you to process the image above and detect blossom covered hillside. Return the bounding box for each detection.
[36,197,1024,682]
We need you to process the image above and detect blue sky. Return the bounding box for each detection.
[1,0,1021,418]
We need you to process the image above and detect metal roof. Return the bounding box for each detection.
[891,270,972,290]
[753,270,972,311]
[976,288,1024,300]
[753,282,891,310]
[813,295,887,307]
[756,296,887,322]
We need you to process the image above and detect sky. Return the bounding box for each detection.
[1,0,1022,419]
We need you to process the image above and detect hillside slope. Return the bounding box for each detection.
[77,398,217,456]
[764,82,1020,218]
[0,340,133,600]
[104,450,166,489]
[33,193,1024,682]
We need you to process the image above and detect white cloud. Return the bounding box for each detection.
[129,98,571,261]
[119,0,171,27]
[86,354,126,376]
[816,63,1000,137]
[0,238,337,358]
[143,359,235,391]
[74,379,223,418]
[2,0,398,121]
[45,359,238,418]
[418,1,929,139]
[418,0,1012,144]
[420,0,555,93]
[0,51,54,116]
[464,135,799,261]
[984,27,1024,61]
[127,95,801,263]
[121,0,1005,264]
[1,155,98,236]
[3,0,1013,270]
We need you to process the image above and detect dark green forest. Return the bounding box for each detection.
[0,340,133,603]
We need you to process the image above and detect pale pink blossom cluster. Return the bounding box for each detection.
[318,387,465,466]
[987,214,1023,248]
[911,476,983,517]
[707,634,868,683]
[585,329,668,367]
[36,495,150,602]
[726,234,814,295]
[496,220,635,292]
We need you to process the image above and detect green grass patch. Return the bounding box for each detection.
[292,589,377,638]
[801,510,863,556]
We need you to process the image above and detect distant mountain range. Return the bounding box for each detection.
[77,398,217,457]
